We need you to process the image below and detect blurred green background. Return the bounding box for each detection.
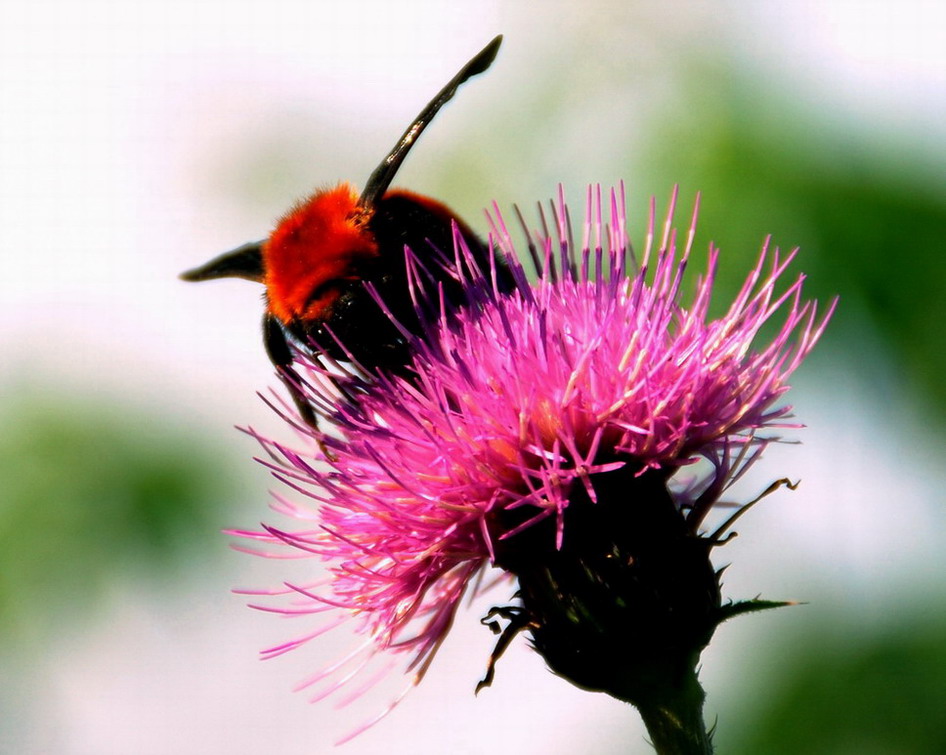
[2,1,944,753]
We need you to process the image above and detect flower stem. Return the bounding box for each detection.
[631,668,712,755]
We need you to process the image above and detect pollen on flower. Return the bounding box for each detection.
[232,182,835,739]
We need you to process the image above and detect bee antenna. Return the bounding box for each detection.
[359,34,503,209]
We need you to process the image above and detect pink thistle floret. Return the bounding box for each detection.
[233,184,835,734]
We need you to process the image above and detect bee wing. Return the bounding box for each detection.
[359,35,502,208]
[180,240,265,283]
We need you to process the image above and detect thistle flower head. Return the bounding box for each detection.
[233,184,834,736]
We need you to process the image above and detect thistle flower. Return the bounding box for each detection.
[233,184,834,747]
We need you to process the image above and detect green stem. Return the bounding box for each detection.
[631,669,713,755]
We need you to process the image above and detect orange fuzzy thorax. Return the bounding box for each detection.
[264,183,378,324]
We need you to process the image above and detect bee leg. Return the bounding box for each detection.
[262,313,319,431]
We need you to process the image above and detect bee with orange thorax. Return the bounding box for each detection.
[182,36,510,428]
